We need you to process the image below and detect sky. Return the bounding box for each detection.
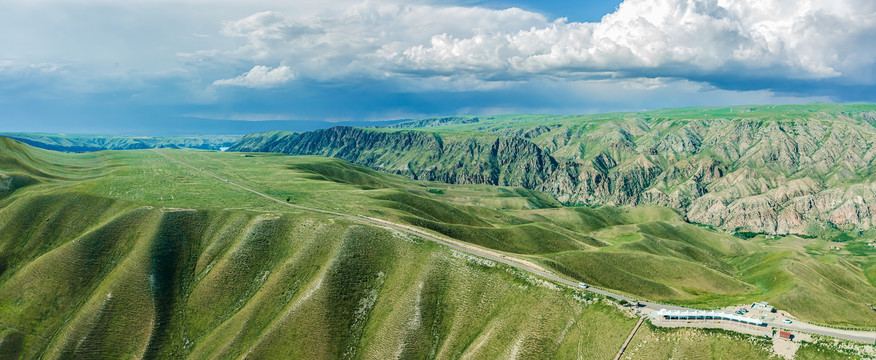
[0,0,874,135]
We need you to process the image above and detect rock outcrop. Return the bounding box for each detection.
[231,104,876,235]
[232,127,557,188]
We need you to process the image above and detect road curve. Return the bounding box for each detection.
[153,150,876,345]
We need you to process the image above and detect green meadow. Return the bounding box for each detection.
[0,137,870,358]
[385,103,876,133]
[147,147,876,328]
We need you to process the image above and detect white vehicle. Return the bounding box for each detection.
[577,282,589,289]
[783,319,792,324]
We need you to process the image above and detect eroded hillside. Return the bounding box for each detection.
[231,104,876,236]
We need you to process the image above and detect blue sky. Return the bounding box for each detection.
[0,0,873,135]
[441,0,624,22]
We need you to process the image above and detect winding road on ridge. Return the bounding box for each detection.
[153,150,876,345]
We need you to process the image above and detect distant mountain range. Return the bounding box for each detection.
[230,103,876,236]
[1,116,411,152]
[2,117,409,137]
[0,133,243,152]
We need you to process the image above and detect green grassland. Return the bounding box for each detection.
[0,137,870,358]
[140,148,876,328]
[0,139,642,359]
[623,324,778,360]
[53,144,872,328]
[0,197,639,359]
[625,323,873,360]
[0,137,105,181]
[387,103,876,133]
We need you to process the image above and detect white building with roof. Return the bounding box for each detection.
[656,309,767,327]
[752,301,774,312]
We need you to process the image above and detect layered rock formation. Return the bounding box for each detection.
[231,104,876,235]
[233,127,557,188]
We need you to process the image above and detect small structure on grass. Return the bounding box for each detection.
[752,301,775,312]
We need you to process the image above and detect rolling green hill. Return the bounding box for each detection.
[231,104,876,237]
[0,137,104,196]
[150,146,876,328]
[0,137,870,358]
[0,139,639,359]
[0,195,639,359]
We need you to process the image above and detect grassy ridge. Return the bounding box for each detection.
[0,137,104,182]
[386,103,876,132]
[0,138,644,358]
[0,191,637,359]
[544,251,752,300]
[143,147,876,328]
[0,137,871,358]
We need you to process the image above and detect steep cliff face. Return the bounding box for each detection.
[231,127,557,188]
[231,104,876,235]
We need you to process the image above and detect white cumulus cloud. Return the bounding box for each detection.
[392,0,875,82]
[210,0,876,89]
[215,3,547,80]
[213,65,295,88]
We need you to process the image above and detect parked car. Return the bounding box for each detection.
[783,319,792,324]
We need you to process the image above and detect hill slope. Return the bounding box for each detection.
[0,139,639,359]
[231,104,876,236]
[0,137,871,358]
[0,194,640,359]
[0,136,105,196]
[128,147,876,328]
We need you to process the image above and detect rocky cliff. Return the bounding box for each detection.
[232,127,557,188]
[231,104,876,236]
